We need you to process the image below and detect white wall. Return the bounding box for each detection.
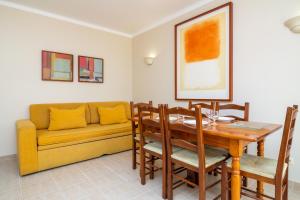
[0,6,132,156]
[1,0,300,183]
[133,0,300,182]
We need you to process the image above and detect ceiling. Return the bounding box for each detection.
[2,0,212,37]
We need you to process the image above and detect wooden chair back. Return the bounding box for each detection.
[138,104,165,146]
[130,101,153,121]
[276,105,298,181]
[130,101,153,170]
[217,102,250,121]
[164,105,205,172]
[188,101,216,119]
[188,100,214,110]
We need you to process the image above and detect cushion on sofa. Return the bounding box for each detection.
[37,121,132,146]
[98,105,128,125]
[30,103,90,130]
[48,106,87,131]
[88,102,131,124]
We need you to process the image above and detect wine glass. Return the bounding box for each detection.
[211,110,219,125]
[206,103,219,126]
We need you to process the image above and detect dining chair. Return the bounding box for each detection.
[164,105,227,200]
[189,101,229,177]
[221,105,298,200]
[216,102,250,122]
[130,100,152,170]
[138,104,168,199]
[216,102,250,186]
[188,101,215,118]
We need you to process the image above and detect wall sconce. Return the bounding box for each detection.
[144,57,155,65]
[284,16,300,33]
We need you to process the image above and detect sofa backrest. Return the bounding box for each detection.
[30,101,130,130]
[87,101,131,124]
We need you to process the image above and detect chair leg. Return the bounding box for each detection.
[274,184,282,200]
[227,172,231,200]
[283,170,289,200]
[221,163,227,200]
[198,171,205,200]
[132,138,137,169]
[140,147,146,185]
[167,162,173,200]
[243,146,248,186]
[150,154,155,180]
[283,182,288,200]
[213,169,218,176]
[162,155,167,199]
[242,176,248,187]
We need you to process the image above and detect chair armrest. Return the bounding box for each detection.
[16,119,38,175]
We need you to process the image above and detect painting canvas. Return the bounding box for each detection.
[42,50,73,82]
[175,3,232,101]
[78,56,104,83]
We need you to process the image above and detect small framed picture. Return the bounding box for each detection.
[42,50,73,82]
[78,55,104,83]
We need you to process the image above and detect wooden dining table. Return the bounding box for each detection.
[192,120,281,200]
[136,115,281,200]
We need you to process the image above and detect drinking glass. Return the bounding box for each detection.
[206,108,219,126]
[211,110,219,125]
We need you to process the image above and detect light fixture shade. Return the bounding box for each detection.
[144,57,155,65]
[284,16,300,33]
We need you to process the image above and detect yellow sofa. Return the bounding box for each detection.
[16,101,132,176]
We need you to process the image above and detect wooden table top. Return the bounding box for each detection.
[202,121,282,142]
[135,115,282,142]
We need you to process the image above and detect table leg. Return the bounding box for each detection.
[229,140,243,200]
[231,156,241,200]
[257,140,265,199]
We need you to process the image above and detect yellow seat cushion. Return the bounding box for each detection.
[98,105,128,125]
[48,106,87,131]
[144,141,182,155]
[38,121,131,146]
[171,148,226,168]
[226,154,287,179]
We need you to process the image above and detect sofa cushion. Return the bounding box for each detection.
[37,121,131,146]
[48,106,87,131]
[30,103,90,130]
[88,102,131,124]
[98,105,128,125]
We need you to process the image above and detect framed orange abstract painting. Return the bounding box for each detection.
[175,3,233,101]
[42,50,73,82]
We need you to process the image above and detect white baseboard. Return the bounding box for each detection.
[0,154,16,160]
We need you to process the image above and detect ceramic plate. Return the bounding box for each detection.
[217,116,235,122]
[183,119,209,126]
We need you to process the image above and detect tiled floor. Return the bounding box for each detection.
[0,151,299,200]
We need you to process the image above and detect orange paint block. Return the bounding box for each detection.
[184,18,220,63]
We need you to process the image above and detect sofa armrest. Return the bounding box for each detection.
[16,119,38,175]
